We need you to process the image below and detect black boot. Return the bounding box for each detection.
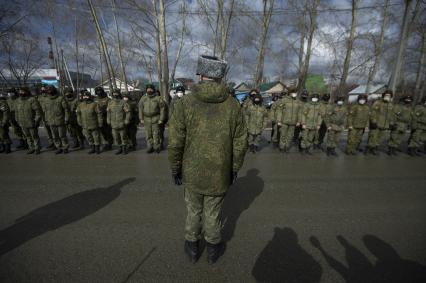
[46,143,55,150]
[364,146,370,155]
[146,147,154,154]
[102,144,110,151]
[326,147,331,156]
[255,146,259,152]
[331,148,338,156]
[55,148,63,154]
[88,145,96,154]
[5,144,11,154]
[123,145,128,155]
[305,148,312,155]
[206,242,225,265]
[0,144,4,153]
[96,145,101,154]
[371,147,379,156]
[35,148,40,155]
[27,149,35,154]
[415,148,422,156]
[115,146,123,155]
[63,148,69,154]
[408,147,415,157]
[156,148,161,154]
[72,141,80,149]
[184,240,200,263]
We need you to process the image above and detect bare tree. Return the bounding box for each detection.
[112,0,128,92]
[254,0,275,87]
[171,1,188,81]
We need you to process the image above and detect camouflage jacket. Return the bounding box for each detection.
[411,104,426,130]
[370,100,395,129]
[276,97,303,125]
[0,99,10,126]
[15,97,42,128]
[269,98,284,122]
[246,103,268,135]
[43,95,70,126]
[348,104,370,129]
[107,99,131,129]
[392,104,412,131]
[94,96,110,121]
[301,102,323,130]
[138,94,166,122]
[76,100,103,130]
[168,82,248,196]
[324,105,348,131]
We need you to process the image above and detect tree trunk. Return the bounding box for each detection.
[366,0,389,95]
[388,0,413,93]
[171,2,187,81]
[297,0,307,91]
[219,0,235,60]
[414,31,425,100]
[158,0,170,103]
[112,0,128,93]
[254,0,275,88]
[338,0,358,95]
[75,16,80,92]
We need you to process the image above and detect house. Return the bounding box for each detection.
[95,78,141,94]
[259,81,286,96]
[348,84,387,103]
[234,82,252,93]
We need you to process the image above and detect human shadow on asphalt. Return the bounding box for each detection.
[221,168,264,243]
[310,235,426,283]
[252,227,323,283]
[0,177,135,256]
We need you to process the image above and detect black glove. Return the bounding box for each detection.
[389,124,397,131]
[172,168,182,186]
[231,171,238,185]
[370,122,378,130]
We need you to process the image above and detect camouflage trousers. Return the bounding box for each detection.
[9,117,24,139]
[51,125,69,149]
[301,129,316,149]
[112,128,128,146]
[346,128,365,153]
[0,125,11,144]
[126,123,138,148]
[100,123,113,145]
[367,128,389,148]
[21,127,40,150]
[248,133,262,147]
[326,129,343,149]
[388,129,407,148]
[67,123,85,145]
[42,119,54,145]
[314,121,327,145]
[408,129,426,148]
[271,122,279,143]
[279,124,295,149]
[144,118,160,150]
[184,189,225,244]
[82,128,101,146]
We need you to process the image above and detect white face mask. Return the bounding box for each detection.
[359,99,366,105]
[176,92,184,98]
[312,98,318,103]
[123,97,129,101]
[337,101,344,106]
[291,93,297,98]
[383,95,391,102]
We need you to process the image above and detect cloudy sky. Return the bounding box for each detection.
[1,0,423,86]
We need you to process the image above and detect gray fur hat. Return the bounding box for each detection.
[196,55,227,79]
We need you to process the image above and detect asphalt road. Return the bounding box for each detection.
[1,130,426,282]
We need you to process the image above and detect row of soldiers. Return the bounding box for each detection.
[0,84,167,155]
[240,87,426,157]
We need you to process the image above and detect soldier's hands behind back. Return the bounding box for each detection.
[172,168,182,186]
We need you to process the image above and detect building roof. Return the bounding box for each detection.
[234,82,252,92]
[348,84,386,95]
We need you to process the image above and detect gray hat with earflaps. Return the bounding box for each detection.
[196,55,228,79]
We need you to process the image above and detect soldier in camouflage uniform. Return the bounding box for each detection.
[94,86,113,151]
[246,92,268,153]
[242,90,255,115]
[64,88,85,149]
[387,95,412,156]
[365,90,395,155]
[15,87,42,154]
[346,94,370,155]
[407,97,426,156]
[269,92,284,147]
[157,89,168,150]
[77,90,103,154]
[6,88,26,149]
[295,90,309,149]
[314,93,332,149]
[107,89,131,155]
[138,84,166,154]
[168,55,247,264]
[43,86,70,154]
[276,87,302,153]
[123,92,139,151]
[324,96,347,156]
[38,84,55,149]
[169,85,186,117]
[0,91,11,153]
[300,93,322,155]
